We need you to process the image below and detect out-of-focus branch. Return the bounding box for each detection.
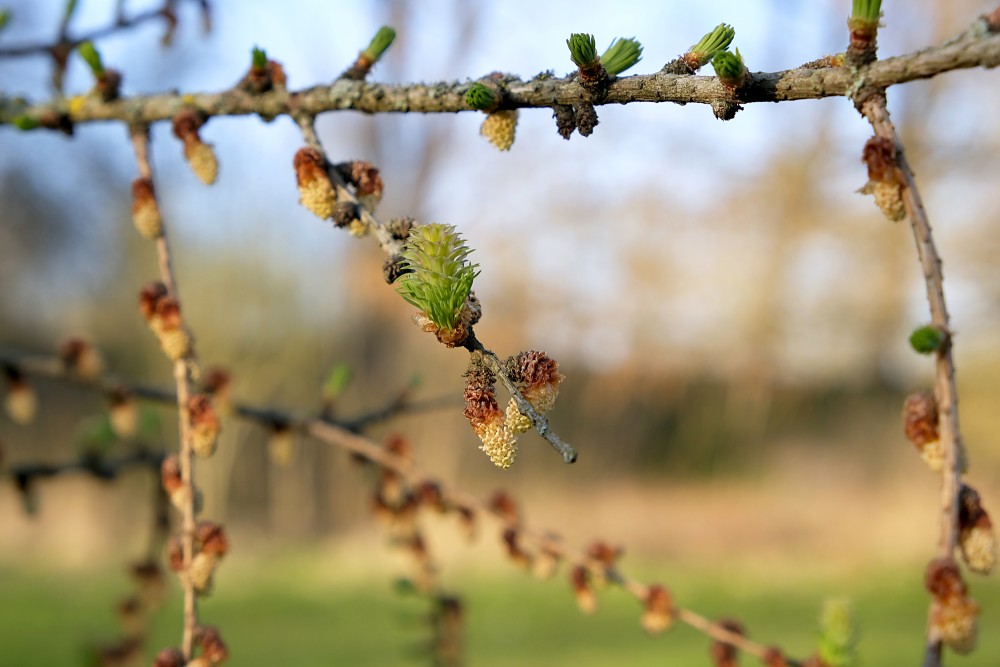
[0,350,455,434]
[2,16,998,127]
[307,421,788,665]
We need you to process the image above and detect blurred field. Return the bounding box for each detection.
[3,548,999,667]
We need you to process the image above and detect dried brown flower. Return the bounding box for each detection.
[641,584,675,635]
[710,618,745,667]
[293,147,336,219]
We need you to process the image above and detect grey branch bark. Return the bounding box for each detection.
[2,18,998,127]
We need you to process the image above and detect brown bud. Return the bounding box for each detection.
[862,136,899,184]
[58,337,104,378]
[188,394,221,458]
[904,392,938,445]
[925,558,965,600]
[641,584,675,635]
[710,618,745,667]
[570,565,596,614]
[415,480,445,512]
[587,540,622,568]
[166,537,184,573]
[958,485,996,575]
[293,147,337,219]
[194,625,229,664]
[152,647,186,667]
[337,160,383,208]
[138,281,169,322]
[762,647,788,667]
[131,177,163,239]
[502,527,531,569]
[197,521,229,558]
[384,433,412,460]
[488,491,520,525]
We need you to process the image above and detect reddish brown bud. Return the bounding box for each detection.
[863,136,899,184]
[903,392,939,447]
[194,625,229,664]
[383,433,412,460]
[502,527,531,569]
[160,455,183,496]
[339,160,383,209]
[166,537,184,573]
[641,584,675,634]
[958,485,997,574]
[58,337,104,378]
[762,646,788,667]
[138,282,169,321]
[710,618,745,667]
[171,108,205,142]
[587,540,622,568]
[152,647,186,667]
[293,147,337,219]
[197,521,229,558]
[570,565,596,614]
[131,177,163,239]
[488,491,520,525]
[925,558,965,599]
[415,480,445,511]
[188,394,221,458]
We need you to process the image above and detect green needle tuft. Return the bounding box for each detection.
[251,46,267,69]
[396,223,480,331]
[465,82,498,111]
[77,41,104,76]
[909,325,944,354]
[687,23,735,69]
[567,33,598,68]
[601,37,642,76]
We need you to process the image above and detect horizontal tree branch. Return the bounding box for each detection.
[1,17,998,128]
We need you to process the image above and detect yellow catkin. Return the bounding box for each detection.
[191,422,219,458]
[865,181,905,221]
[474,418,518,469]
[110,402,139,439]
[934,595,980,654]
[132,199,163,239]
[190,552,218,595]
[504,397,533,434]
[961,525,997,575]
[480,110,518,151]
[299,178,336,219]
[5,386,37,424]
[187,141,219,185]
[156,327,192,361]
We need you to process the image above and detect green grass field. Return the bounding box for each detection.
[2,555,997,667]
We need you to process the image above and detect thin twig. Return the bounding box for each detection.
[294,115,578,463]
[3,18,999,127]
[129,125,199,659]
[0,6,173,58]
[305,420,787,663]
[858,88,966,667]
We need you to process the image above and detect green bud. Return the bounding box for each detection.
[0,9,12,33]
[600,37,642,77]
[712,48,746,86]
[909,325,944,355]
[77,40,104,76]
[396,223,480,331]
[251,46,267,70]
[465,82,498,111]
[361,26,396,62]
[322,363,352,402]
[851,0,882,23]
[818,598,859,667]
[567,33,598,69]
[686,23,735,69]
[12,115,41,131]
